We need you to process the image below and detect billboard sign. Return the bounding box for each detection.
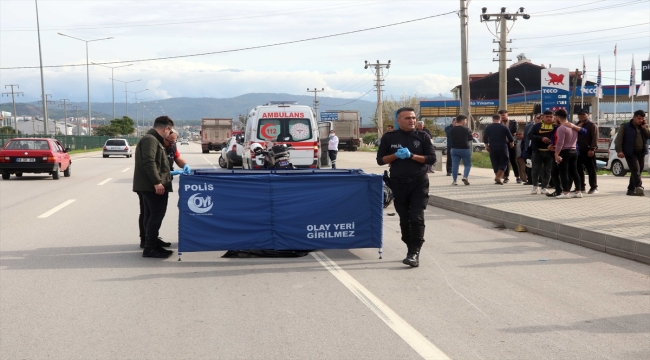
[642,61,650,81]
[320,112,339,121]
[541,67,570,113]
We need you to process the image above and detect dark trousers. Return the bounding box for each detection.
[446,150,452,174]
[625,151,646,191]
[138,191,169,248]
[577,153,598,191]
[328,150,338,168]
[391,176,429,252]
[138,192,145,241]
[550,161,562,193]
[531,150,553,187]
[558,149,580,193]
[488,146,509,173]
[504,146,519,179]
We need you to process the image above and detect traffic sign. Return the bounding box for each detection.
[320,112,338,121]
[541,68,570,114]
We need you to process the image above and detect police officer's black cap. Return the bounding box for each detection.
[577,108,589,115]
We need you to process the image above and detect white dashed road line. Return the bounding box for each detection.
[37,199,76,219]
[121,168,130,172]
[97,178,113,185]
[202,155,218,169]
[311,251,450,360]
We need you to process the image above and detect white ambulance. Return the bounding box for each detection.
[242,102,320,169]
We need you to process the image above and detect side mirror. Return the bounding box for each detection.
[64,147,71,153]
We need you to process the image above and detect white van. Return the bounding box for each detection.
[606,131,650,176]
[242,102,320,169]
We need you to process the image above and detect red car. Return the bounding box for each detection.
[0,138,72,180]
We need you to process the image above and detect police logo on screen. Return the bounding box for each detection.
[184,183,215,215]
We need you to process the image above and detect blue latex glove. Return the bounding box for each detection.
[170,170,183,176]
[396,147,411,159]
[183,164,191,175]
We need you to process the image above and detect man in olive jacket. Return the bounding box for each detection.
[133,116,175,258]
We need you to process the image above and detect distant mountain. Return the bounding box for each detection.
[1,93,379,126]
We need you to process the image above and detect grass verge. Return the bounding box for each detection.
[68,147,102,155]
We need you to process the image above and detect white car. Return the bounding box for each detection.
[102,138,132,158]
[180,139,189,145]
[219,135,244,169]
[606,132,650,176]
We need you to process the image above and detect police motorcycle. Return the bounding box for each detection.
[251,143,296,169]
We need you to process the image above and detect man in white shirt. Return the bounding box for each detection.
[328,129,339,169]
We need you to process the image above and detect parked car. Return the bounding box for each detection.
[0,138,72,180]
[433,137,448,154]
[180,138,189,145]
[103,138,132,158]
[606,132,650,176]
[471,138,485,152]
[219,135,244,169]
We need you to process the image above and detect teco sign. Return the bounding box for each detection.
[541,68,571,113]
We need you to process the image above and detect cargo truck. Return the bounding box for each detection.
[201,118,232,153]
[318,110,360,152]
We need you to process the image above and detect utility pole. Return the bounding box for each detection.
[92,63,132,121]
[38,94,55,135]
[72,106,81,135]
[307,88,324,121]
[364,60,391,137]
[459,0,472,129]
[59,99,71,135]
[35,0,49,135]
[2,84,23,133]
[480,6,530,109]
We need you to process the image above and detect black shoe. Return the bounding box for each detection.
[402,252,419,267]
[446,172,452,176]
[626,190,636,196]
[516,178,522,184]
[140,237,171,249]
[546,191,561,197]
[503,178,509,183]
[142,247,173,258]
[522,182,533,186]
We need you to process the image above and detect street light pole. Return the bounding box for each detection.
[514,77,527,122]
[137,97,152,136]
[58,32,114,136]
[125,89,148,136]
[92,63,132,121]
[113,78,141,118]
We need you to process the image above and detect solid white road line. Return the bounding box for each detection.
[121,168,130,172]
[311,251,450,360]
[37,199,76,219]
[97,178,113,185]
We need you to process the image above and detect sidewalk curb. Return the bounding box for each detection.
[429,195,650,264]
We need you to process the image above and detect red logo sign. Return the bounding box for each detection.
[545,72,565,86]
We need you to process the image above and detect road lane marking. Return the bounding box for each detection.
[311,251,450,360]
[37,199,76,218]
[97,178,113,185]
[202,155,218,169]
[121,168,130,172]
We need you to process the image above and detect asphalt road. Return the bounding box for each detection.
[1,144,648,360]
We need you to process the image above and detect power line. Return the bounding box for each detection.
[529,0,607,14]
[515,22,649,40]
[329,88,374,107]
[534,0,648,17]
[1,1,382,32]
[1,10,458,70]
[519,34,649,49]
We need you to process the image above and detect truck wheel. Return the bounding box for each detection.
[202,150,209,154]
[611,160,627,177]
[351,146,358,152]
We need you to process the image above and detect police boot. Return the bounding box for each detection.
[402,247,420,267]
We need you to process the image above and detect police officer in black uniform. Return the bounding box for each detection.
[377,107,436,267]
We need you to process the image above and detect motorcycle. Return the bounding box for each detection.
[253,143,296,169]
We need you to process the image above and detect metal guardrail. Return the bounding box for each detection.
[0,134,140,150]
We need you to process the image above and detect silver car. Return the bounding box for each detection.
[102,139,132,158]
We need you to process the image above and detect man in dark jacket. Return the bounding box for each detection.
[528,111,555,194]
[444,118,455,175]
[377,107,436,267]
[500,109,521,183]
[134,116,175,258]
[615,110,650,196]
[575,109,599,194]
[484,114,514,184]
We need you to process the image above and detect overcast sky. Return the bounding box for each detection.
[1,0,649,104]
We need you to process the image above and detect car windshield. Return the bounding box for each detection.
[257,118,312,142]
[106,140,127,146]
[433,137,446,143]
[5,140,50,150]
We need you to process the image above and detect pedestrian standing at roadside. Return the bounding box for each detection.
[449,115,473,185]
[515,132,529,184]
[553,109,582,199]
[575,109,599,194]
[377,107,436,268]
[529,111,554,194]
[444,118,455,176]
[417,121,434,173]
[483,114,514,184]
[133,116,175,258]
[500,110,521,183]
[328,129,339,169]
[522,113,541,185]
[615,110,649,196]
